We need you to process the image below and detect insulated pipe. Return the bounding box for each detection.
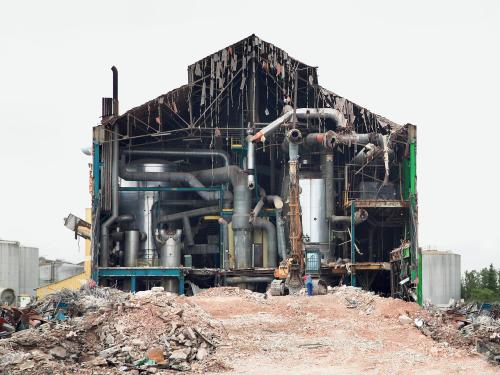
[287,129,301,161]
[111,230,146,241]
[276,209,287,260]
[119,166,231,201]
[324,152,335,220]
[224,276,274,284]
[246,135,255,190]
[191,165,253,269]
[304,131,336,150]
[350,144,379,165]
[123,149,230,168]
[251,107,346,142]
[158,206,220,224]
[232,184,252,269]
[331,209,369,225]
[321,146,369,226]
[182,216,195,247]
[250,195,283,222]
[100,128,119,267]
[253,217,278,268]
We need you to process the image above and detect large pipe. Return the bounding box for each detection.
[250,195,283,222]
[246,135,255,190]
[123,149,230,167]
[276,209,287,260]
[158,206,220,224]
[253,218,277,268]
[321,146,369,226]
[331,209,369,225]
[324,151,335,220]
[232,184,252,269]
[100,126,119,267]
[182,216,195,247]
[120,165,230,201]
[304,131,336,150]
[251,107,346,142]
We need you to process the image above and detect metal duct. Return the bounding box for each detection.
[276,209,287,260]
[246,135,255,190]
[100,126,119,267]
[331,209,369,225]
[252,218,277,268]
[158,206,219,224]
[251,107,346,142]
[123,149,230,167]
[120,165,230,202]
[232,184,252,269]
[304,131,336,150]
[321,147,369,226]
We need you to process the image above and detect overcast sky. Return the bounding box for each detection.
[1,1,499,272]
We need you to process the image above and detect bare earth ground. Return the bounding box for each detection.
[192,289,497,375]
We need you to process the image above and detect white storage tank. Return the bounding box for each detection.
[422,250,461,306]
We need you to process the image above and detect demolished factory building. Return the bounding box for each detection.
[91,35,419,301]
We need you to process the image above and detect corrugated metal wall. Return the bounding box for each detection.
[422,250,461,305]
[0,240,39,302]
[0,241,20,297]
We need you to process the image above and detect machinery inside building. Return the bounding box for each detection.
[91,35,419,300]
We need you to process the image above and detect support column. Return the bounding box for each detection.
[350,201,356,287]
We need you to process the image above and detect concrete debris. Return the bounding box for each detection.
[415,302,500,364]
[0,286,224,374]
[196,286,268,303]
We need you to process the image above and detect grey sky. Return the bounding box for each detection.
[1,1,498,272]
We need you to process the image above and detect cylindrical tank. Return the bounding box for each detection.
[299,178,328,243]
[422,250,461,306]
[160,229,182,267]
[0,288,16,306]
[124,230,140,267]
[119,161,178,262]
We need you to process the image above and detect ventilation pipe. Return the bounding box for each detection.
[251,108,346,142]
[322,147,369,226]
[123,149,230,167]
[119,166,231,202]
[100,66,122,267]
[252,218,278,268]
[276,209,287,260]
[246,135,255,190]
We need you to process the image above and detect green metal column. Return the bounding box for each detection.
[351,201,356,287]
[409,140,422,305]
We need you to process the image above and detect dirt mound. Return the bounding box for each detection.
[0,287,224,374]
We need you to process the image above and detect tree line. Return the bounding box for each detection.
[461,264,500,303]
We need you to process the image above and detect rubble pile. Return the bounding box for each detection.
[197,287,267,303]
[416,302,500,363]
[0,287,224,374]
[328,285,378,314]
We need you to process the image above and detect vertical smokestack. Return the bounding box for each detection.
[111,66,119,116]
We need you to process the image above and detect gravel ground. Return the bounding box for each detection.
[191,287,498,375]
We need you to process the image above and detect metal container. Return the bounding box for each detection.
[119,161,178,261]
[124,230,140,267]
[299,178,328,243]
[422,250,461,306]
[160,229,182,267]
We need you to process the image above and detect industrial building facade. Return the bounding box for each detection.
[91,35,419,301]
